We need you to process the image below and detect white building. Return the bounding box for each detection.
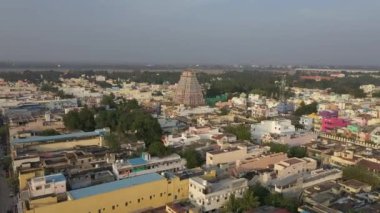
[274,169,343,196]
[28,173,66,198]
[162,133,200,147]
[251,119,296,142]
[370,127,380,144]
[360,84,376,94]
[112,153,185,180]
[274,157,317,179]
[189,175,248,212]
[299,115,314,130]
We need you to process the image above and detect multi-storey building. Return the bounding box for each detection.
[11,128,108,153]
[189,174,248,212]
[274,157,317,179]
[112,152,184,180]
[27,173,67,198]
[21,173,189,213]
[205,145,267,166]
[251,119,296,141]
[321,117,350,132]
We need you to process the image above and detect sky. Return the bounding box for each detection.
[0,0,380,66]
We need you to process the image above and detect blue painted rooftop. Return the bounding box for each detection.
[68,173,163,200]
[45,173,66,183]
[12,129,107,144]
[127,157,147,166]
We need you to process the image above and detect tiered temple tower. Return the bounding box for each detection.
[174,69,205,107]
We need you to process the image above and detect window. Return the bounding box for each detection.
[112,206,115,210]
[160,193,163,197]
[45,184,51,189]
[36,186,42,190]
[125,202,128,206]
[168,193,172,196]
[137,199,140,203]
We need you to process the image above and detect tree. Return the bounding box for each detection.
[0,155,11,171]
[130,110,162,147]
[250,183,270,205]
[38,129,60,136]
[223,191,260,213]
[104,133,121,152]
[373,92,380,98]
[224,194,241,213]
[63,110,81,130]
[63,107,95,131]
[220,107,230,115]
[78,107,96,131]
[343,166,380,187]
[264,192,298,213]
[224,124,251,141]
[0,125,9,145]
[148,142,169,157]
[288,146,307,158]
[267,142,289,153]
[241,190,260,211]
[294,101,317,116]
[101,94,117,108]
[181,148,204,169]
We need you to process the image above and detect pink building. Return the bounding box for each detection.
[321,117,350,132]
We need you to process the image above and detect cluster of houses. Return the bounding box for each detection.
[0,71,379,213]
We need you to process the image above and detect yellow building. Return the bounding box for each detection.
[23,173,189,213]
[19,166,44,190]
[206,146,248,166]
[11,129,107,152]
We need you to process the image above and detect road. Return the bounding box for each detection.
[0,170,13,213]
[0,143,14,213]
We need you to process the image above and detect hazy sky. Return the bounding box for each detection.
[1,0,380,66]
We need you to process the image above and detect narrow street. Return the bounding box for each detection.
[0,143,14,213]
[0,170,13,213]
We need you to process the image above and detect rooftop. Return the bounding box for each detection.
[127,157,147,166]
[340,179,370,189]
[68,173,163,200]
[45,173,66,183]
[283,158,304,165]
[12,129,107,144]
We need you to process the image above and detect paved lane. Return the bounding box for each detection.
[0,169,13,213]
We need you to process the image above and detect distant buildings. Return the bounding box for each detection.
[251,119,296,142]
[174,70,205,107]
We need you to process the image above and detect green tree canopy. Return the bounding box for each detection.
[294,101,318,116]
[181,148,204,169]
[104,133,121,152]
[223,190,260,213]
[224,124,251,141]
[148,142,172,157]
[63,107,95,131]
[38,129,60,136]
[343,166,380,187]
